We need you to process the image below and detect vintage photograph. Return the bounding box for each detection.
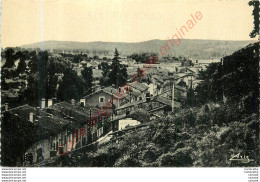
[1,0,259,167]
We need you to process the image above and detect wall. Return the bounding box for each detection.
[85,91,127,108]
[118,119,140,130]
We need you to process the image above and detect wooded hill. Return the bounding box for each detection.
[20,39,255,59]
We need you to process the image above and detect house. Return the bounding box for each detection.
[3,100,105,165]
[150,74,174,96]
[192,80,203,89]
[157,85,187,101]
[83,86,130,109]
[128,82,149,101]
[177,73,196,87]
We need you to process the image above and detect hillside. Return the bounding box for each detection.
[33,42,259,167]
[20,39,255,59]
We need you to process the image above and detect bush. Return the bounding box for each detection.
[128,108,150,123]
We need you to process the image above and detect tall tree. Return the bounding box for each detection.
[46,61,58,99]
[28,55,38,73]
[81,67,93,95]
[101,62,110,77]
[249,0,259,38]
[100,62,110,87]
[109,48,128,88]
[118,66,128,86]
[16,58,26,75]
[57,68,83,101]
[4,48,15,68]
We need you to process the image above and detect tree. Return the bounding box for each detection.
[93,55,99,60]
[73,55,82,64]
[135,67,145,82]
[117,65,128,86]
[2,112,38,166]
[128,108,150,123]
[28,55,38,73]
[101,62,110,78]
[24,74,40,106]
[17,59,26,74]
[4,48,15,68]
[109,48,128,88]
[249,1,259,38]
[46,63,58,99]
[100,62,111,87]
[81,67,93,95]
[57,68,84,101]
[109,48,121,87]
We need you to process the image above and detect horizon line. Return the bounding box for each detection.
[2,38,258,49]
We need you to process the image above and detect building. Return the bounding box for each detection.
[128,82,149,101]
[82,86,130,109]
[177,73,196,87]
[117,118,141,131]
[2,101,104,165]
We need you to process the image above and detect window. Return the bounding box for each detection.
[99,97,105,103]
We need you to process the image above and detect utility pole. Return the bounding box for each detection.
[172,81,175,113]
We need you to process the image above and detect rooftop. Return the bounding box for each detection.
[129,82,149,92]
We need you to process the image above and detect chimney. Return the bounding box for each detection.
[29,112,34,123]
[48,99,53,107]
[5,103,8,111]
[71,99,75,105]
[41,98,45,109]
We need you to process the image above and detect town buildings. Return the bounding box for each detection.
[2,49,211,166]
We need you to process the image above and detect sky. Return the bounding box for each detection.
[1,0,258,48]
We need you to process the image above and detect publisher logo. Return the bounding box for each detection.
[229,152,254,164]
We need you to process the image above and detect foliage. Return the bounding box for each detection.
[128,108,150,123]
[108,48,128,88]
[17,58,26,74]
[81,67,93,95]
[129,52,158,64]
[4,48,15,68]
[195,43,259,111]
[248,0,259,38]
[57,68,84,101]
[2,112,39,166]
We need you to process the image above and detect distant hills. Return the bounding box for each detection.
[21,39,256,59]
